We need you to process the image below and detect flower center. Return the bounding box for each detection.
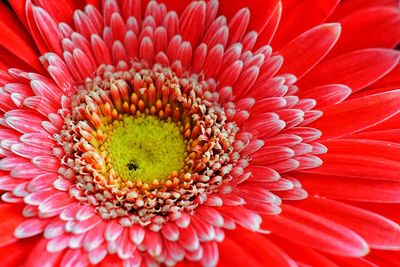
[104,115,186,184]
[57,63,238,226]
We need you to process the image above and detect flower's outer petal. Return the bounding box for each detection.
[219,230,297,267]
[321,139,400,163]
[218,0,279,34]
[25,0,50,54]
[298,49,400,92]
[0,203,25,247]
[348,129,400,143]
[271,0,340,50]
[7,0,29,28]
[328,8,400,58]
[0,2,43,72]
[261,204,369,257]
[24,237,64,267]
[309,90,400,140]
[357,65,400,97]
[309,139,400,182]
[32,0,74,25]
[269,235,339,267]
[365,250,400,267]
[365,112,400,133]
[303,146,400,181]
[0,238,38,267]
[297,84,351,109]
[298,173,400,203]
[255,2,281,47]
[31,6,63,56]
[0,59,8,70]
[329,0,399,21]
[97,254,124,267]
[156,0,191,16]
[327,255,377,267]
[292,198,400,250]
[277,23,341,79]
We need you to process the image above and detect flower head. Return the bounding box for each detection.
[0,0,400,266]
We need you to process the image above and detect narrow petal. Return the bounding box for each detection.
[329,7,400,57]
[218,0,279,34]
[262,204,369,257]
[298,173,400,203]
[298,49,400,92]
[310,90,400,139]
[0,203,24,247]
[272,0,340,49]
[24,237,64,267]
[298,84,351,109]
[293,198,400,250]
[220,230,297,267]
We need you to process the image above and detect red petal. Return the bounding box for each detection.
[262,204,369,257]
[0,238,38,266]
[269,235,339,267]
[329,0,399,21]
[34,0,74,25]
[309,90,400,139]
[25,0,51,54]
[298,49,400,92]
[8,0,29,29]
[329,7,400,58]
[24,237,64,267]
[321,138,400,161]
[304,139,400,180]
[292,198,400,250]
[365,250,400,267]
[220,230,297,267]
[0,203,24,247]
[254,2,281,47]
[180,1,206,47]
[32,6,64,56]
[277,23,341,79]
[364,64,400,93]
[297,173,400,203]
[298,84,351,109]
[272,0,339,50]
[349,129,400,143]
[218,0,279,34]
[0,3,43,72]
[326,254,378,267]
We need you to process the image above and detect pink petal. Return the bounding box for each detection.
[105,220,123,242]
[14,218,48,238]
[38,192,73,215]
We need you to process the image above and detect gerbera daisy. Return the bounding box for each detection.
[0,0,400,266]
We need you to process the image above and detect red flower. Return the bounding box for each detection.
[0,0,399,266]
